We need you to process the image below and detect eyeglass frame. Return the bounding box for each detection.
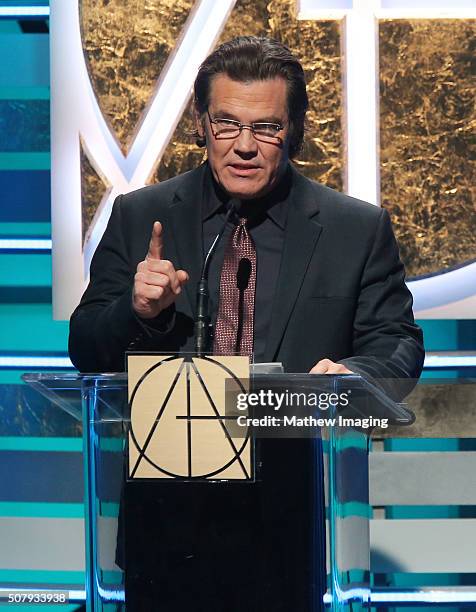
[206,110,286,143]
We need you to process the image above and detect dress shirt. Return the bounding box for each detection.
[201,164,292,362]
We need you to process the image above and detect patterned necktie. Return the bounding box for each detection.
[213,217,256,356]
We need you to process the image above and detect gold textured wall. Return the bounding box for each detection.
[80,0,194,155]
[80,141,110,243]
[380,19,476,279]
[153,0,343,187]
[79,0,193,247]
[78,0,344,238]
[267,1,342,187]
[79,2,476,281]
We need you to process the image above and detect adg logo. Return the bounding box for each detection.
[127,354,252,480]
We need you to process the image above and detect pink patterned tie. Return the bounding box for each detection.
[213,217,256,356]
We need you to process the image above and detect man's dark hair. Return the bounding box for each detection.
[194,36,308,158]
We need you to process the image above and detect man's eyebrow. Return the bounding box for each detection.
[253,116,284,124]
[212,110,284,124]
[212,110,240,121]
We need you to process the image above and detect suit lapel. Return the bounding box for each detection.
[165,163,323,352]
[264,169,323,362]
[166,166,206,316]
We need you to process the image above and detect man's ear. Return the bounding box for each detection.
[194,104,205,139]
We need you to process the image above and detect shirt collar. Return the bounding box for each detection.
[202,162,291,230]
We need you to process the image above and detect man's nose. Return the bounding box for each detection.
[233,127,258,156]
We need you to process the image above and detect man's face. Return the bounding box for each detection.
[197,75,290,200]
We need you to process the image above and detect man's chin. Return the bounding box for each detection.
[223,181,267,201]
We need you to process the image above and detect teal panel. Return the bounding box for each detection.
[0,570,84,585]
[99,502,119,518]
[421,369,458,380]
[0,0,49,6]
[0,502,83,518]
[100,438,124,452]
[0,304,69,352]
[0,87,49,100]
[0,371,31,384]
[0,222,51,236]
[385,438,460,452]
[388,571,468,586]
[100,570,123,585]
[0,254,51,286]
[0,153,50,170]
[0,437,81,452]
[337,501,372,519]
[387,505,459,519]
[0,21,21,34]
[0,370,75,385]
[417,319,458,351]
[0,35,49,88]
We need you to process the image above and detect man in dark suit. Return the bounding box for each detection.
[69,36,423,611]
[69,37,424,381]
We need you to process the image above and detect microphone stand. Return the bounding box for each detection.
[194,201,237,356]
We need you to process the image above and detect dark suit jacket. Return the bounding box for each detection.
[69,163,424,382]
[69,162,423,610]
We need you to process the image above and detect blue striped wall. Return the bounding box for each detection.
[0,3,474,610]
[0,5,84,607]
[0,1,71,385]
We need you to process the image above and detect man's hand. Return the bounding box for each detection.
[133,221,189,319]
[310,359,353,375]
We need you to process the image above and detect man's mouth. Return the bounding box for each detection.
[228,164,260,177]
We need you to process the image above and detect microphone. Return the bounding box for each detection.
[236,257,252,291]
[194,199,239,356]
[235,257,252,353]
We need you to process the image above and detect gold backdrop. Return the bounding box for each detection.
[79,1,475,279]
[380,19,476,278]
[80,0,194,155]
[153,0,343,187]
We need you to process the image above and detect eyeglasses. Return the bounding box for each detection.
[207,110,285,143]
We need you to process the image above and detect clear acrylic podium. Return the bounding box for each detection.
[23,367,413,611]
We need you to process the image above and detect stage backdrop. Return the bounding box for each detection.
[50,0,476,319]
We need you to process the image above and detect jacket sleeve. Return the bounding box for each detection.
[68,195,174,373]
[339,207,424,392]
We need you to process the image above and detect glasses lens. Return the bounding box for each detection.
[252,124,282,138]
[211,115,283,141]
[214,119,240,137]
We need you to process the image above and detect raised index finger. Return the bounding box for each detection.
[147,221,163,261]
